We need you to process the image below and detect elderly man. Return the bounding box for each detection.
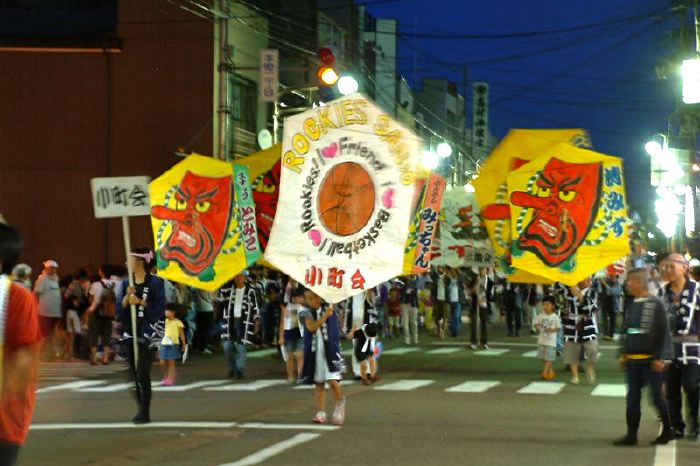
[659,253,700,440]
[33,259,62,359]
[614,268,674,446]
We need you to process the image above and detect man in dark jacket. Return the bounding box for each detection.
[614,268,674,446]
[217,272,259,379]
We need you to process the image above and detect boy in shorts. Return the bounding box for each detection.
[533,296,560,380]
[299,289,346,425]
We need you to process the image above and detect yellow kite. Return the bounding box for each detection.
[473,129,590,283]
[507,143,630,286]
[149,154,249,291]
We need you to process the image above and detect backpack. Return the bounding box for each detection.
[97,280,117,319]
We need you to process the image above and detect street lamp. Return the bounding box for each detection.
[422,150,439,169]
[682,58,700,104]
[464,182,475,193]
[436,142,452,158]
[645,140,664,158]
[337,75,359,95]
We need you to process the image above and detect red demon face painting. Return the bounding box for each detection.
[151,171,233,279]
[251,160,281,250]
[510,157,602,267]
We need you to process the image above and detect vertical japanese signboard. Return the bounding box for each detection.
[259,48,279,103]
[233,164,262,265]
[471,82,489,160]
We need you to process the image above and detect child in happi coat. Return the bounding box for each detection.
[348,322,380,385]
[299,289,346,425]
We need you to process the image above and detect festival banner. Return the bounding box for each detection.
[233,164,262,265]
[402,171,446,274]
[507,143,630,286]
[474,129,590,283]
[264,93,419,303]
[431,189,494,267]
[149,154,249,292]
[239,144,282,250]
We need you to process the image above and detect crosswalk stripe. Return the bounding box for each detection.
[76,382,134,393]
[426,348,461,355]
[591,383,626,397]
[521,350,539,358]
[475,348,510,356]
[37,380,105,394]
[246,349,277,359]
[382,347,419,355]
[517,382,565,395]
[293,380,355,390]
[203,380,288,392]
[375,379,434,391]
[445,381,501,393]
[153,380,228,392]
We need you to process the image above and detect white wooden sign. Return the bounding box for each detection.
[90,176,151,219]
[259,48,279,103]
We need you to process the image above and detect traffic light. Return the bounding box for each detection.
[317,46,338,102]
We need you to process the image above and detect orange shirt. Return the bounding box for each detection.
[1,283,42,445]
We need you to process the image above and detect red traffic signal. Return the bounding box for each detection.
[318,47,335,66]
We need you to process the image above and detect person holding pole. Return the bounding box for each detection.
[120,247,165,424]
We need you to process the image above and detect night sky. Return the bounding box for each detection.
[361,0,681,213]
[1,0,682,214]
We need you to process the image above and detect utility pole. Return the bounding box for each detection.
[693,1,700,241]
[216,0,229,160]
[460,66,468,186]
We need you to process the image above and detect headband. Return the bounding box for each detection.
[130,251,154,263]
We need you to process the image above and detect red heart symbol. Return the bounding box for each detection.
[382,188,394,209]
[309,229,322,247]
[322,142,338,158]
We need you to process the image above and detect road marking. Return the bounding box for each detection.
[75,382,134,393]
[445,381,501,393]
[517,382,565,395]
[591,383,626,397]
[341,348,353,356]
[293,380,355,390]
[426,348,461,355]
[521,350,539,358]
[153,380,228,392]
[475,348,510,356]
[219,433,320,466]
[375,379,434,391]
[37,380,105,394]
[30,421,336,432]
[653,441,676,466]
[246,349,277,359]
[382,347,420,355]
[238,423,338,431]
[203,379,288,391]
[31,422,238,430]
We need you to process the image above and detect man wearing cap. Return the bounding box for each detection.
[33,260,62,359]
[659,253,700,440]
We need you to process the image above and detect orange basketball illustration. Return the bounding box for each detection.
[317,162,376,236]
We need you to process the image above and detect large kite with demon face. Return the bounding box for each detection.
[149,154,256,292]
[506,143,630,286]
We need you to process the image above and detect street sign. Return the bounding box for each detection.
[471,82,489,160]
[259,48,279,103]
[90,176,151,219]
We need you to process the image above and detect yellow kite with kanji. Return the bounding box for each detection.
[149,154,259,291]
[507,143,630,286]
[473,129,590,283]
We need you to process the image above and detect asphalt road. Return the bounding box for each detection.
[20,323,699,466]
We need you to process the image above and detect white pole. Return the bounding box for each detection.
[122,216,139,367]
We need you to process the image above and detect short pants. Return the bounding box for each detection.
[562,339,598,365]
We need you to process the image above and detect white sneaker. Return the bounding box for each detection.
[571,376,580,385]
[332,398,346,426]
[469,344,478,350]
[312,411,327,424]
